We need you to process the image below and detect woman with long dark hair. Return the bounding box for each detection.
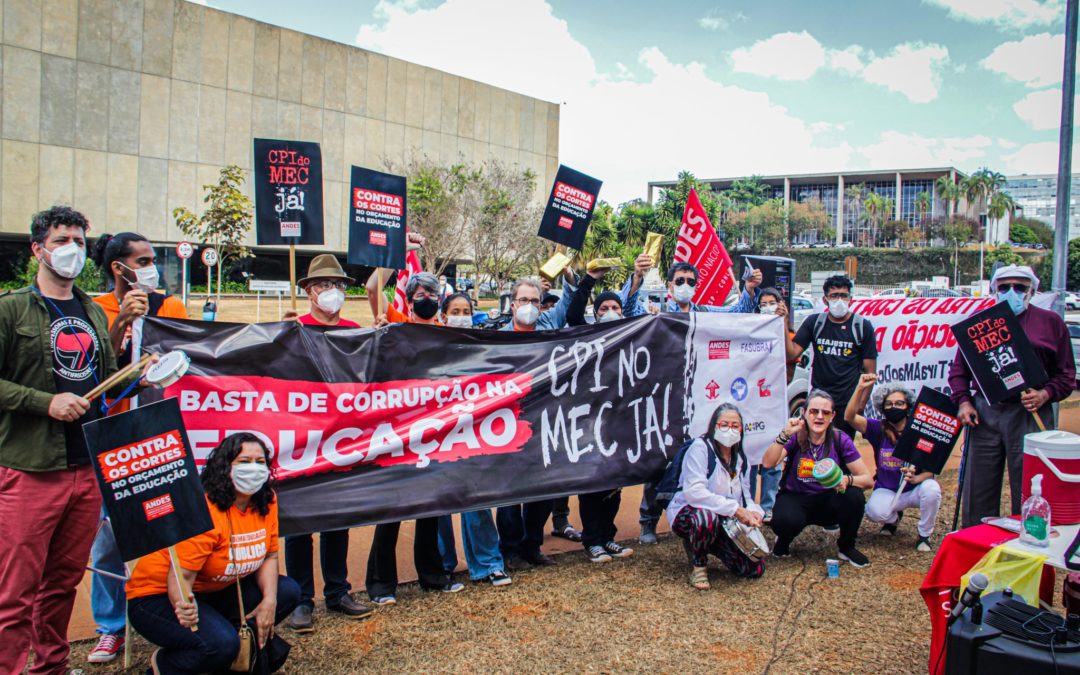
[126,433,300,674]
[763,390,874,567]
[845,374,941,552]
[667,403,766,590]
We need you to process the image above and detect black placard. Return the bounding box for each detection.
[891,387,961,475]
[536,165,602,250]
[83,398,213,561]
[253,138,325,245]
[949,302,1048,405]
[741,255,796,312]
[347,166,407,270]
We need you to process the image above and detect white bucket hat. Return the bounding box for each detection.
[989,264,1039,293]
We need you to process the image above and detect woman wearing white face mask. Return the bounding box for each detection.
[126,433,300,674]
[667,403,766,589]
[440,292,476,329]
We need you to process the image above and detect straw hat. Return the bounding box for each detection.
[297,254,355,288]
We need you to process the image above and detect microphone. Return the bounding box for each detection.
[949,572,989,624]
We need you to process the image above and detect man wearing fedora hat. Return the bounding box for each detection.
[284,254,372,632]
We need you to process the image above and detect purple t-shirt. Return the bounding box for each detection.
[863,418,914,493]
[781,430,861,495]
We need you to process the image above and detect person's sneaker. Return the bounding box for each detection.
[762,510,773,524]
[371,595,397,606]
[429,582,465,593]
[881,511,903,536]
[522,552,557,566]
[505,555,532,571]
[552,524,582,542]
[586,545,613,563]
[287,605,315,633]
[639,522,658,545]
[773,539,792,558]
[482,570,513,586]
[327,594,373,619]
[839,547,870,568]
[87,634,124,663]
[915,536,933,552]
[603,541,634,558]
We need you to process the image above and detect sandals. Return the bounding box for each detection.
[551,524,582,542]
[689,566,710,590]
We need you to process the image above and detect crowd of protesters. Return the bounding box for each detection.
[0,206,1073,674]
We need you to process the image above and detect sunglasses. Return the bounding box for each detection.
[997,283,1030,294]
[673,278,697,287]
[806,408,834,418]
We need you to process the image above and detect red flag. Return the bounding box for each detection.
[392,248,423,313]
[674,189,733,306]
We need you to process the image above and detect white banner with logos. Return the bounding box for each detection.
[684,313,788,464]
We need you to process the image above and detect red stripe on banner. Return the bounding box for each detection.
[674,189,733,306]
[393,247,423,314]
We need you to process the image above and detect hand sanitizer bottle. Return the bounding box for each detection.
[1020,474,1051,547]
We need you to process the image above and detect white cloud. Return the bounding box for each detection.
[997,137,1020,149]
[828,46,864,74]
[730,31,826,81]
[860,43,950,104]
[982,33,1064,88]
[922,0,1064,29]
[857,131,993,167]
[1000,141,1071,173]
[698,10,746,31]
[1013,88,1068,130]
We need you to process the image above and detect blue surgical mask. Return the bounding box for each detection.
[997,289,1026,315]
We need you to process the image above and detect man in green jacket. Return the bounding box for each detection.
[0,206,140,674]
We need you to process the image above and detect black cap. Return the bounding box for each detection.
[593,291,623,315]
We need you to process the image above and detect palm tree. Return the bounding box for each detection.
[934,175,957,219]
[987,191,1015,224]
[862,192,885,247]
[845,183,865,244]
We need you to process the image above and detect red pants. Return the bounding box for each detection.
[0,465,101,674]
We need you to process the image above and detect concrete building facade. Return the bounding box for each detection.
[1006,173,1080,241]
[0,0,560,258]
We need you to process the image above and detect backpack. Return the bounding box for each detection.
[654,437,717,511]
[812,311,867,348]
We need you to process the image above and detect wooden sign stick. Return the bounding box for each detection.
[289,243,298,312]
[168,545,198,632]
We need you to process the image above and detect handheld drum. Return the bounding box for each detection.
[145,350,191,388]
[812,458,844,489]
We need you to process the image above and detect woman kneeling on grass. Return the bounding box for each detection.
[126,433,300,674]
[763,390,875,568]
[845,374,941,552]
[668,403,766,590]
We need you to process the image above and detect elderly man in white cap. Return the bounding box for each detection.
[948,264,1075,527]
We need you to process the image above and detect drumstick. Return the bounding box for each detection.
[888,462,911,512]
[1023,389,1047,432]
[85,353,153,401]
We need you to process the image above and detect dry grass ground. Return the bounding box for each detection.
[72,470,978,675]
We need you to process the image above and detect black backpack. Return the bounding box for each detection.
[811,311,868,348]
[655,437,716,511]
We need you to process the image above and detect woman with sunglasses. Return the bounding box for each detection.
[762,390,874,567]
[668,403,765,590]
[845,374,940,552]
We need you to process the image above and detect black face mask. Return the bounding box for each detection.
[883,407,909,424]
[412,297,439,320]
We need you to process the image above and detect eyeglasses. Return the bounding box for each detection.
[882,401,908,410]
[806,408,834,418]
[715,421,741,430]
[826,292,850,300]
[311,280,348,292]
[997,283,1030,294]
[673,277,697,287]
[514,297,541,306]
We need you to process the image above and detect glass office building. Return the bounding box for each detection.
[1006,174,1080,241]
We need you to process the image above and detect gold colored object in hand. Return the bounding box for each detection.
[539,252,574,280]
[586,257,622,272]
[643,232,664,262]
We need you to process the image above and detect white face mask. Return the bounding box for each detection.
[713,427,741,448]
[42,241,86,280]
[316,288,346,314]
[672,283,695,305]
[445,314,472,329]
[759,304,778,315]
[597,310,622,323]
[121,262,159,293]
[828,298,849,319]
[231,462,269,495]
[515,303,540,326]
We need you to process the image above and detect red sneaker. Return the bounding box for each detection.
[87,634,124,663]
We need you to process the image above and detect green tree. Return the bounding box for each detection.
[787,198,829,243]
[173,165,254,306]
[984,243,1024,276]
[614,199,657,248]
[744,199,785,247]
[934,175,960,219]
[943,219,974,247]
[727,176,770,211]
[654,171,722,264]
[19,256,101,293]
[1069,237,1080,290]
[987,191,1015,224]
[1009,222,1039,246]
[1012,217,1054,248]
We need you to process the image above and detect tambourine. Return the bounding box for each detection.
[144,350,191,388]
[812,458,843,489]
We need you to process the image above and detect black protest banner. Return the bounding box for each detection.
[253,138,324,245]
[536,165,602,250]
[347,167,407,270]
[891,387,961,475]
[949,301,1048,405]
[83,398,213,561]
[138,313,786,536]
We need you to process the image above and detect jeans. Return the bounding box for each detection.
[748,465,782,514]
[90,509,127,636]
[639,481,661,528]
[436,515,459,573]
[496,500,553,559]
[771,488,866,551]
[579,489,621,548]
[128,574,299,675]
[459,510,506,580]
[283,530,351,609]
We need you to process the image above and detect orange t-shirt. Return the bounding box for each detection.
[385,305,441,325]
[126,495,279,599]
[94,292,189,414]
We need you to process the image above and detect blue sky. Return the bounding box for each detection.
[203,0,1069,204]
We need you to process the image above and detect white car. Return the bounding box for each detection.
[873,288,908,298]
[1066,291,1079,311]
[836,242,854,249]
[789,296,815,330]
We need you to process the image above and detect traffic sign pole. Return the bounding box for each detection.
[176,241,195,310]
